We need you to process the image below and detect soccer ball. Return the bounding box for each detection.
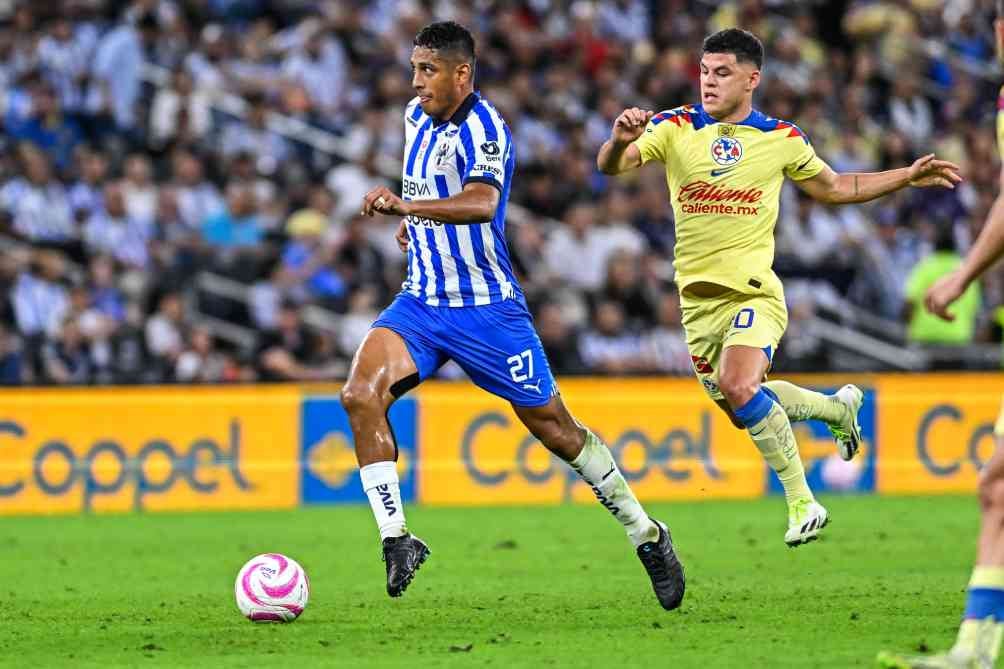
[234,553,309,623]
[819,453,863,491]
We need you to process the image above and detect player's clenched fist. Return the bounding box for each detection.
[611,107,654,144]
[362,186,408,217]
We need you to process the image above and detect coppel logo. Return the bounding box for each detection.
[0,420,252,511]
[916,404,996,476]
[461,411,722,498]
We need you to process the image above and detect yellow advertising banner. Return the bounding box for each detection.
[417,378,766,505]
[875,374,1002,494]
[0,386,300,514]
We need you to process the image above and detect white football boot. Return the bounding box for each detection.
[784,499,829,547]
[827,384,864,461]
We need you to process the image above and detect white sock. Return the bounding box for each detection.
[570,430,659,547]
[359,461,407,540]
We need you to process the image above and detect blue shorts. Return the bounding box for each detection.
[372,293,557,407]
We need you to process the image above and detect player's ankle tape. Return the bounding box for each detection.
[735,388,774,428]
[964,587,1004,621]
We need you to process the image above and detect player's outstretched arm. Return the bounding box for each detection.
[597,107,653,175]
[361,182,500,225]
[925,172,1004,321]
[795,154,962,205]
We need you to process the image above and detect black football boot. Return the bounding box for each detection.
[382,533,430,597]
[636,520,685,610]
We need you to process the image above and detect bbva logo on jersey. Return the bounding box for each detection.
[710,136,743,166]
[403,177,432,198]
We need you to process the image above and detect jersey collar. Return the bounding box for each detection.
[693,104,772,131]
[439,91,479,127]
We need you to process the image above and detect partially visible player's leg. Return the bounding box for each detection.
[713,398,746,429]
[442,299,661,548]
[719,345,808,502]
[696,291,863,459]
[976,438,1004,564]
[877,425,1004,668]
[343,327,418,467]
[343,296,445,597]
[945,438,1004,665]
[711,376,863,461]
[512,397,658,547]
[685,293,824,545]
[713,375,863,458]
[342,326,418,535]
[764,379,864,461]
[719,344,825,547]
[512,396,685,611]
[442,298,684,609]
[953,441,1004,664]
[718,291,829,546]
[760,380,845,423]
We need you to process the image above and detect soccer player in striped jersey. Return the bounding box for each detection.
[343,21,684,609]
[597,28,961,547]
[878,9,1004,669]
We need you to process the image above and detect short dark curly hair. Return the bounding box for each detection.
[702,28,764,69]
[414,21,476,64]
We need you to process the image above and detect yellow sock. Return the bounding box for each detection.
[777,451,813,507]
[764,380,844,424]
[746,400,813,506]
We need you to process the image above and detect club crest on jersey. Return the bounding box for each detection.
[435,141,451,166]
[710,136,743,167]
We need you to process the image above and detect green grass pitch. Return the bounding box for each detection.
[0,495,977,668]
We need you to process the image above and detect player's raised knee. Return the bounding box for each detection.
[718,372,760,410]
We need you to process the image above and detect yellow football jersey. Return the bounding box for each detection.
[634,104,828,298]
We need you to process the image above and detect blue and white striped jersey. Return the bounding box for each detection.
[399,92,520,307]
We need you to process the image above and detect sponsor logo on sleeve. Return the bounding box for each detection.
[480,141,501,160]
[472,164,503,177]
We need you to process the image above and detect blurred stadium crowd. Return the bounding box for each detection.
[0,0,1002,385]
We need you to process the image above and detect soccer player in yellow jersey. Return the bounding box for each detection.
[878,9,1004,669]
[597,28,962,547]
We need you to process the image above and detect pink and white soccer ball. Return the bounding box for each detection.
[819,453,864,491]
[234,553,309,623]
